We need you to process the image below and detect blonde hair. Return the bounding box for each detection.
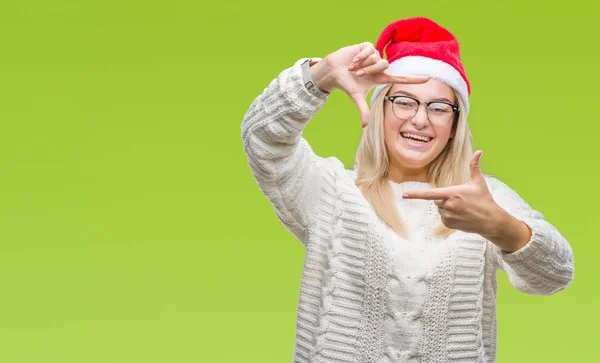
[354,84,473,239]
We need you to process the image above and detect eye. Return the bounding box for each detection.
[393,97,417,108]
[428,103,452,113]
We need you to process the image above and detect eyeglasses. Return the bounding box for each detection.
[384,95,459,125]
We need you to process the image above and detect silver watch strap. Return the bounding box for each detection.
[301,58,330,99]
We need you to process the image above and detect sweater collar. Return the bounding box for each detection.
[347,168,433,198]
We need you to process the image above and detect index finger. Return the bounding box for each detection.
[402,186,456,200]
[382,73,430,85]
[351,42,377,64]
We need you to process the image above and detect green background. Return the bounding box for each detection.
[0,0,596,362]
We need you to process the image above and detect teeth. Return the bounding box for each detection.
[401,132,431,142]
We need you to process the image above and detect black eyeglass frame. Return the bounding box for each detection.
[384,95,459,123]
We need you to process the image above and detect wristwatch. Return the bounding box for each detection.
[300,58,330,99]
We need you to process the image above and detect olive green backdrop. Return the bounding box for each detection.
[0,1,597,362]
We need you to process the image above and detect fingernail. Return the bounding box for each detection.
[356,70,364,77]
[402,193,409,198]
[348,63,355,70]
[353,57,360,63]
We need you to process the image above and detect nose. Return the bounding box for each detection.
[410,104,429,129]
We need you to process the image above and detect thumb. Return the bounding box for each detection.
[349,91,370,128]
[470,150,484,182]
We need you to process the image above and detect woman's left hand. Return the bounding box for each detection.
[402,150,503,235]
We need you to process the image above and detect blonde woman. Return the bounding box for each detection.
[241,17,574,363]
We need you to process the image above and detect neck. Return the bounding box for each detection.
[387,164,429,183]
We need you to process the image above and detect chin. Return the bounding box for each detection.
[393,146,438,167]
[393,148,448,169]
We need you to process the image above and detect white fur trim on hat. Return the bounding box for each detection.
[370,56,470,115]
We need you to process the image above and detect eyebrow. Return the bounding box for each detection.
[392,90,455,104]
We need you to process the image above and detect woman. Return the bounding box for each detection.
[241,17,574,363]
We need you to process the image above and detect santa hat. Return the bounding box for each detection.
[370,17,470,115]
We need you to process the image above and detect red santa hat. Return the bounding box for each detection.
[370,17,471,115]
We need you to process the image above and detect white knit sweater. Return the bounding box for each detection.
[241,58,574,363]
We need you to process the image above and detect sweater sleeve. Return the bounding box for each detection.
[241,58,344,248]
[484,176,575,296]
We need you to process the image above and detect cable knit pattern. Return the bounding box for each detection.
[241,58,575,363]
[481,245,499,363]
[419,252,453,363]
[447,232,486,362]
[485,177,575,296]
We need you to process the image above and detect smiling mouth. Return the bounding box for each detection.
[400,132,433,143]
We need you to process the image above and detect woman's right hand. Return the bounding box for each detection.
[310,42,429,127]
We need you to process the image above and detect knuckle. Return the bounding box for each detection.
[449,194,461,203]
[360,42,373,51]
[377,60,388,69]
